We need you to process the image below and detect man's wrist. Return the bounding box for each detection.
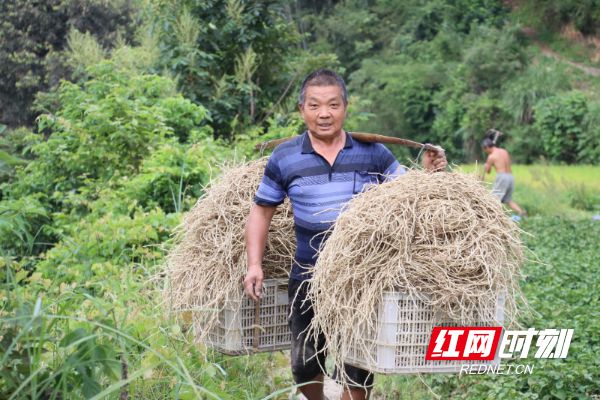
[247,264,263,271]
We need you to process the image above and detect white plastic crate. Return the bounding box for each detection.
[200,278,291,355]
[345,291,506,374]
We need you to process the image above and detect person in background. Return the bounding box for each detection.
[482,138,526,216]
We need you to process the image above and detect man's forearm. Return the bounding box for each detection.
[245,204,276,269]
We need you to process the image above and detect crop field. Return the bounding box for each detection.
[458,164,600,218]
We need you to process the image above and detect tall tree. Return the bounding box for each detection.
[148,0,301,138]
[0,0,138,128]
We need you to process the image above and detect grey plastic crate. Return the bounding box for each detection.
[200,278,291,355]
[345,291,505,374]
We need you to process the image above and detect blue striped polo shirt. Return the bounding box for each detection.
[254,131,403,281]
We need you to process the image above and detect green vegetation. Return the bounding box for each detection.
[513,0,600,36]
[0,0,137,128]
[1,0,599,398]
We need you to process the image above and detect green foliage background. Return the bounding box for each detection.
[0,0,138,128]
[1,0,599,398]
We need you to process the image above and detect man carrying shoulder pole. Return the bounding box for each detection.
[243,69,447,400]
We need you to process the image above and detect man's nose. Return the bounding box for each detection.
[317,107,331,118]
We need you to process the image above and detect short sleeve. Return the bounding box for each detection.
[254,156,286,206]
[376,144,404,180]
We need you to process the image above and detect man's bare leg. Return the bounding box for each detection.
[341,387,370,400]
[507,200,525,216]
[299,373,325,400]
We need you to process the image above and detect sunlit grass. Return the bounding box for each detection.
[458,164,600,189]
[456,164,600,217]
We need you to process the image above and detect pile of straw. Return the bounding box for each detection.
[165,158,295,340]
[305,169,524,382]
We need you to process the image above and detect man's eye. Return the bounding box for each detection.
[309,104,318,109]
[330,104,339,108]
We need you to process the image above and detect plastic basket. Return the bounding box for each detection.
[200,278,291,355]
[345,291,506,374]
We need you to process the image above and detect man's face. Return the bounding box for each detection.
[299,85,347,140]
[483,146,492,155]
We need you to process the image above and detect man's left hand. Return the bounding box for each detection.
[423,145,447,172]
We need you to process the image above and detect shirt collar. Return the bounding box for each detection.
[301,131,354,154]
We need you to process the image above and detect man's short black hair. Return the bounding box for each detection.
[481,138,495,148]
[298,69,348,106]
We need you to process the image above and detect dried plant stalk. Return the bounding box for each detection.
[165,158,295,342]
[306,169,525,386]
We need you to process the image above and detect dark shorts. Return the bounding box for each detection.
[288,278,374,389]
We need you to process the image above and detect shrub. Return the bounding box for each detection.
[0,195,49,256]
[527,0,600,35]
[349,57,444,146]
[120,139,229,214]
[10,61,211,204]
[501,59,571,125]
[149,0,300,137]
[534,91,588,163]
[37,208,178,286]
[0,59,218,257]
[504,125,543,164]
[460,93,509,161]
[578,101,600,165]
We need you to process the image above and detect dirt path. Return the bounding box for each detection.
[521,27,600,77]
[537,42,600,77]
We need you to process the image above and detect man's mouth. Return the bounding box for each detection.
[318,123,332,129]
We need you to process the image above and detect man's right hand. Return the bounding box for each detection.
[243,265,264,301]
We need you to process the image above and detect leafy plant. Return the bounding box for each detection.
[0,196,49,256]
[566,183,600,211]
[148,0,301,137]
[1,59,218,257]
[534,91,588,163]
[578,100,600,165]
